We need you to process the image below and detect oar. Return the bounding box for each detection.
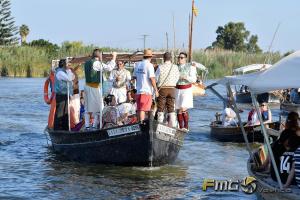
[67,82,71,131]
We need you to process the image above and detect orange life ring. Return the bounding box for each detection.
[44,72,55,104]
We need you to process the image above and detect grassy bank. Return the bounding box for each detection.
[0,45,115,77]
[192,49,281,79]
[0,46,282,78]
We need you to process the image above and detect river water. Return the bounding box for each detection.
[0,78,279,199]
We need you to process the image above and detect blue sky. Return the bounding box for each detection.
[11,0,299,53]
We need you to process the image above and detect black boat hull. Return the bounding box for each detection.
[46,121,186,166]
[210,121,279,143]
[236,92,280,104]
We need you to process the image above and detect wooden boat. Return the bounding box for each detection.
[280,101,300,114]
[247,157,300,200]
[233,64,281,104]
[236,91,280,104]
[192,82,205,96]
[45,120,188,166]
[210,121,279,143]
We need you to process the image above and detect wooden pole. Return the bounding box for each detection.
[172,13,176,63]
[188,0,195,62]
[166,32,169,51]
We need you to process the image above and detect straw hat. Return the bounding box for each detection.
[144,49,153,57]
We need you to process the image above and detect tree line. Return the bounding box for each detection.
[0,0,288,78]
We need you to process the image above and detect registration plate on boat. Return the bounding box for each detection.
[157,124,176,136]
[107,124,140,137]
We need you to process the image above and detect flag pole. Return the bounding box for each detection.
[188,0,195,62]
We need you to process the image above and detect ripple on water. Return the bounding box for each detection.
[0,79,261,199]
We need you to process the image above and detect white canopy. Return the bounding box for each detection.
[218,51,300,94]
[233,64,272,74]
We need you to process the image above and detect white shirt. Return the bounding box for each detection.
[222,107,237,126]
[133,60,155,94]
[92,60,116,72]
[56,69,74,82]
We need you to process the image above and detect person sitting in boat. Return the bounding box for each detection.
[247,102,272,126]
[53,59,75,131]
[102,94,122,128]
[109,60,131,104]
[221,100,237,127]
[256,112,300,185]
[260,102,272,123]
[117,90,138,125]
[290,88,300,104]
[155,52,180,127]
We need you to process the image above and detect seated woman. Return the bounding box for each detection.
[102,95,121,129]
[256,112,300,186]
[117,89,138,124]
[260,102,272,124]
[221,101,237,127]
[247,102,272,126]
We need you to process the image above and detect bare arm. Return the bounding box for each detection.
[284,162,295,188]
[150,77,159,97]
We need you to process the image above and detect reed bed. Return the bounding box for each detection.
[0,46,282,78]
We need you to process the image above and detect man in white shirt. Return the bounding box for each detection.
[132,49,159,122]
[221,101,237,127]
[83,49,117,129]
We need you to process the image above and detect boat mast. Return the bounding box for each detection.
[188,0,195,62]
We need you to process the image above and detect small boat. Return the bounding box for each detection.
[236,91,280,104]
[192,82,205,96]
[280,101,300,114]
[210,121,279,143]
[247,157,300,200]
[45,120,188,166]
[232,64,281,104]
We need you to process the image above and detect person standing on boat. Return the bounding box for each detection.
[155,52,180,127]
[132,49,159,122]
[53,59,75,131]
[109,60,131,104]
[83,49,117,129]
[175,52,197,130]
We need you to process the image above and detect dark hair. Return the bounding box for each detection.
[287,135,300,151]
[279,129,296,144]
[58,59,66,68]
[285,111,299,131]
[163,52,172,61]
[104,94,115,105]
[92,48,102,58]
[179,52,188,58]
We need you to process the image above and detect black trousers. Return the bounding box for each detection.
[54,94,69,131]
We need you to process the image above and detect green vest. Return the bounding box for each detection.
[84,59,100,83]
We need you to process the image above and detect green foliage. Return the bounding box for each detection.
[19,24,30,44]
[28,39,59,57]
[0,43,120,77]
[1,65,8,76]
[192,49,281,79]
[0,0,18,45]
[210,22,262,53]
